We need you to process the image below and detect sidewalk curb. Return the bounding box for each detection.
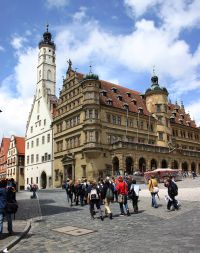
[0,220,31,253]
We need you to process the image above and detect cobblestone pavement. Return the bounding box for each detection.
[10,178,200,253]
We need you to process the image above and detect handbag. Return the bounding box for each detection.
[5,201,18,213]
[118,194,124,203]
[153,186,159,193]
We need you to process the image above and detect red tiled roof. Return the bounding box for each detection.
[15,136,25,155]
[168,103,196,128]
[99,80,150,116]
[0,138,10,160]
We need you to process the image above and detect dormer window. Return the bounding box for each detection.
[107,98,113,106]
[179,118,183,124]
[138,107,143,114]
[170,115,175,123]
[186,120,190,126]
[126,92,131,98]
[111,87,117,93]
[172,111,176,117]
[123,103,129,110]
[100,90,107,97]
[117,95,122,101]
[131,98,137,105]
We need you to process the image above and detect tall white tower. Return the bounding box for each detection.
[25,26,57,189]
[37,24,56,98]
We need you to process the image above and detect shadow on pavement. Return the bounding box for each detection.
[39,199,82,217]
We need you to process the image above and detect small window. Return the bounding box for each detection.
[47,134,50,143]
[158,132,164,141]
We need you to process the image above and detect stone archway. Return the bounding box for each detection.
[161,159,168,168]
[150,159,157,170]
[41,171,47,189]
[182,161,188,172]
[112,156,120,176]
[125,156,134,175]
[172,160,179,169]
[139,157,146,173]
[191,162,196,172]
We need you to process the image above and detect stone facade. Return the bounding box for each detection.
[53,63,200,187]
[0,138,10,179]
[6,135,25,190]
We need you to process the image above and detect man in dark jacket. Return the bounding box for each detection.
[5,184,17,234]
[0,180,7,235]
[165,178,179,211]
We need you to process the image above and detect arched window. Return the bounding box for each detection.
[139,157,146,173]
[112,157,119,176]
[47,70,51,80]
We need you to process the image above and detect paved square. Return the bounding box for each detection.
[52,226,95,236]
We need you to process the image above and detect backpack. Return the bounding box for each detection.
[172,182,178,196]
[128,184,136,199]
[98,183,104,193]
[90,189,98,200]
[106,187,114,200]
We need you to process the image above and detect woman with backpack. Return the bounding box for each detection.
[102,177,114,219]
[116,176,130,216]
[87,180,104,221]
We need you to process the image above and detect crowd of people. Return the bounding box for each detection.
[0,174,180,238]
[63,175,140,220]
[0,178,18,237]
[63,174,179,221]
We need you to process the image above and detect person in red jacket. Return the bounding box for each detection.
[116,176,130,216]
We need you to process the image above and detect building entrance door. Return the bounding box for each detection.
[64,165,72,180]
[41,171,47,189]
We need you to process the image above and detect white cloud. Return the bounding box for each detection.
[73,7,87,22]
[11,36,27,50]
[186,100,200,126]
[124,0,200,37]
[0,41,38,137]
[45,0,69,8]
[0,45,4,51]
[124,0,160,18]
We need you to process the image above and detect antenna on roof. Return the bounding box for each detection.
[89,65,92,74]
[152,65,156,76]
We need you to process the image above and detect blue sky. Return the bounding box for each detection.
[0,0,200,138]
